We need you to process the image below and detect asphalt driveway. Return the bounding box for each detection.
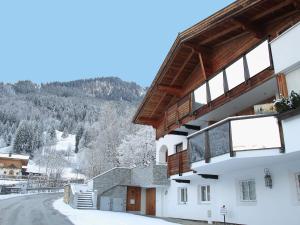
[0,193,73,225]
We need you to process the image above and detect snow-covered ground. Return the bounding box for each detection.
[53,198,178,225]
[0,179,26,185]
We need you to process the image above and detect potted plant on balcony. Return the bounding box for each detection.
[274,91,300,113]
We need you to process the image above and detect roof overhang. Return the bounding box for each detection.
[133,0,300,127]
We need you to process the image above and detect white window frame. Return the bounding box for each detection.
[239,179,256,202]
[198,185,211,204]
[296,172,300,201]
[178,187,188,204]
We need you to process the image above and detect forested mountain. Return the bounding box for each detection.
[0,77,155,177]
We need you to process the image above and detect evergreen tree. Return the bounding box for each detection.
[75,125,84,153]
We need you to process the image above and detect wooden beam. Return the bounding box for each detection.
[137,117,159,126]
[231,18,264,39]
[173,179,190,184]
[157,84,182,97]
[276,73,288,98]
[183,124,201,130]
[150,48,194,117]
[169,130,188,136]
[200,24,240,45]
[252,0,295,21]
[198,174,219,180]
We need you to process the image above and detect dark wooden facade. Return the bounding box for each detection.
[133,0,300,139]
[167,150,191,177]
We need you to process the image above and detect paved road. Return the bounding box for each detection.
[0,193,73,225]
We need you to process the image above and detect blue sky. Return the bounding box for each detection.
[0,0,234,87]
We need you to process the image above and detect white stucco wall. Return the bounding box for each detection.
[285,67,300,94]
[271,22,300,74]
[156,134,188,164]
[159,159,300,225]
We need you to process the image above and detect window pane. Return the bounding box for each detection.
[241,181,249,201]
[248,180,256,201]
[194,83,207,106]
[226,58,245,89]
[246,41,271,77]
[209,72,224,100]
[201,186,206,201]
[207,186,210,201]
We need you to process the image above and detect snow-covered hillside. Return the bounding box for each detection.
[0,130,85,180]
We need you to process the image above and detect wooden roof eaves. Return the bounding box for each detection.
[132,0,271,125]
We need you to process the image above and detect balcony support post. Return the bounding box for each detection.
[204,131,211,163]
[228,122,235,157]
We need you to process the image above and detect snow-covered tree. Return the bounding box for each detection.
[118,126,156,168]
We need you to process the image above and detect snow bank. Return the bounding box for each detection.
[53,198,177,225]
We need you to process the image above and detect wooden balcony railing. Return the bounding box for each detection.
[167,150,191,177]
[156,95,192,139]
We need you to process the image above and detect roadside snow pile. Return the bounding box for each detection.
[53,198,177,225]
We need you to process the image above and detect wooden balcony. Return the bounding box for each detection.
[167,150,191,177]
[156,95,192,139]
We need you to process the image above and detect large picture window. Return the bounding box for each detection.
[208,72,224,101]
[239,179,256,202]
[225,58,245,89]
[246,40,271,77]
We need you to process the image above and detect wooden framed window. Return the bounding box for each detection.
[199,185,211,203]
[178,187,188,204]
[175,142,183,153]
[239,179,256,202]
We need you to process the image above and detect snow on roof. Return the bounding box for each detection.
[0,153,30,160]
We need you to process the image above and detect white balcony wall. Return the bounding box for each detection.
[271,22,300,73]
[282,113,300,154]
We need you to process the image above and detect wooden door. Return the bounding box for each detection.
[146,188,156,216]
[126,186,141,211]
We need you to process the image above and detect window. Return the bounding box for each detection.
[175,143,183,153]
[199,185,210,203]
[208,72,224,101]
[178,187,188,204]
[296,173,300,201]
[225,58,245,90]
[239,179,256,202]
[246,40,271,78]
[194,83,207,106]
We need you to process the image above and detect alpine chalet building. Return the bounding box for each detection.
[133,1,300,224]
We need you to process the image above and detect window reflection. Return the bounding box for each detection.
[246,41,271,77]
[193,83,207,109]
[208,72,224,100]
[226,58,245,89]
